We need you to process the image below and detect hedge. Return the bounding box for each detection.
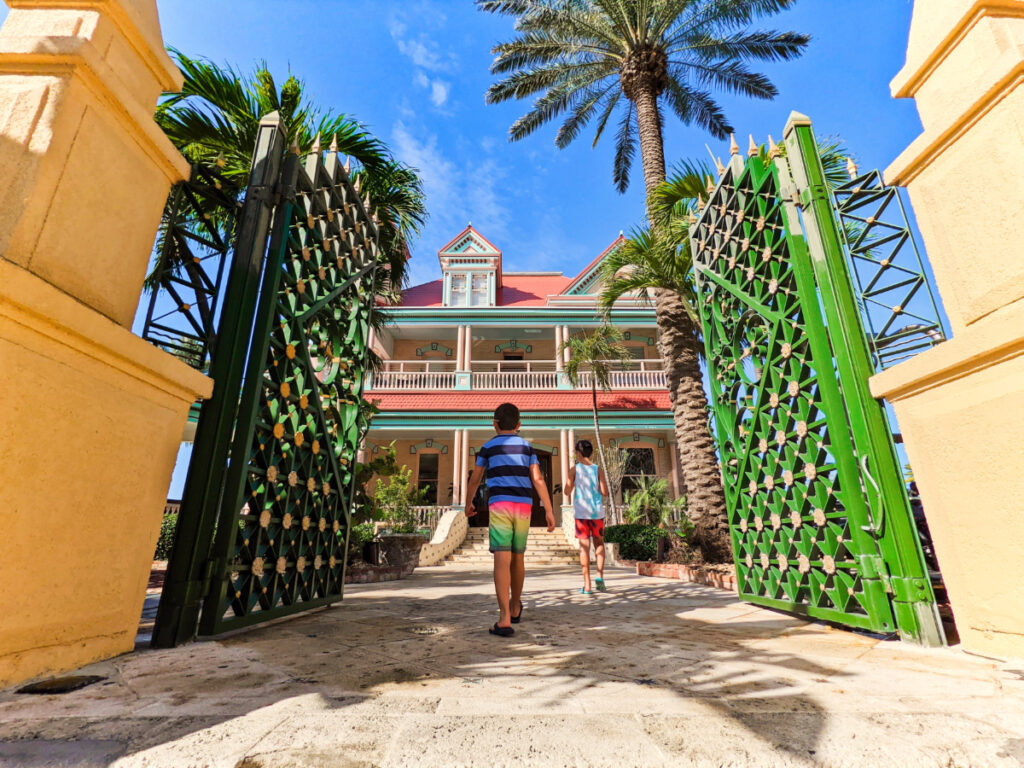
[604,524,666,562]
[154,512,178,560]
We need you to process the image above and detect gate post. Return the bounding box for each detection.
[783,113,944,647]
[0,0,212,686]
[870,1,1024,658]
[152,114,287,647]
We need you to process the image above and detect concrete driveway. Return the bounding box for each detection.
[2,564,1023,767]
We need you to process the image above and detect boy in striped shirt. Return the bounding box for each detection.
[466,403,555,637]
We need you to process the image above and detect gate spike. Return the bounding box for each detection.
[343,156,351,174]
[748,135,759,157]
[214,153,226,169]
[705,175,715,195]
[311,132,321,155]
[353,175,361,192]
[767,135,779,159]
[729,133,739,156]
[329,133,339,153]
[846,157,859,179]
[288,135,300,155]
[364,192,371,210]
[705,144,725,176]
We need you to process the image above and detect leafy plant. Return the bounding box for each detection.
[372,466,428,534]
[154,512,178,560]
[602,442,629,515]
[623,476,692,537]
[604,523,666,561]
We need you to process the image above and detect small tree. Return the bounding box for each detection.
[602,443,629,523]
[560,325,632,521]
[623,476,692,538]
[372,466,427,534]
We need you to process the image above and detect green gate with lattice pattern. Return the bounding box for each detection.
[151,114,379,644]
[690,114,943,644]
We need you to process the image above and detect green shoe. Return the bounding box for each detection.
[595,577,607,592]
[579,588,593,595]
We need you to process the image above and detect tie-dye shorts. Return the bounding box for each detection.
[488,501,532,554]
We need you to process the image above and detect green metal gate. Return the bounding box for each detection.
[690,114,943,645]
[150,114,379,645]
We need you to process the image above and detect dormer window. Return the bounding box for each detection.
[439,226,502,308]
[451,274,467,306]
[471,274,489,306]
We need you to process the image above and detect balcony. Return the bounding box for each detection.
[367,359,667,391]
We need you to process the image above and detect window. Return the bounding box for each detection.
[417,454,439,505]
[502,353,525,372]
[471,274,489,306]
[621,447,656,499]
[450,274,467,306]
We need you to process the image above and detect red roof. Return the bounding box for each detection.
[399,274,572,308]
[400,279,443,306]
[366,391,671,411]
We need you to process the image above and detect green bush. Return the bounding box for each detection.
[604,523,666,561]
[154,512,178,560]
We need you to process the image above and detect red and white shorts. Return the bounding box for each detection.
[575,518,605,540]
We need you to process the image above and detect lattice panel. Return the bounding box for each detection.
[142,164,242,371]
[212,148,377,628]
[832,169,946,370]
[693,157,889,630]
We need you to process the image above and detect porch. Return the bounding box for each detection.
[363,425,683,525]
[367,319,666,392]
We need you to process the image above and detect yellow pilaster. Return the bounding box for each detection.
[874,0,1024,658]
[0,0,211,687]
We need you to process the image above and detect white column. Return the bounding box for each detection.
[555,326,563,372]
[461,430,471,506]
[567,428,576,505]
[559,429,569,505]
[456,325,465,369]
[668,433,681,499]
[452,430,463,504]
[562,326,571,365]
[464,326,473,370]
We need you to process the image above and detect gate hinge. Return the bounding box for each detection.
[856,553,890,592]
[887,575,932,604]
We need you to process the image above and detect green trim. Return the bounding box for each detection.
[494,340,532,354]
[369,410,674,430]
[415,342,454,357]
[609,434,665,448]
[623,331,655,346]
[389,307,657,327]
[409,438,448,454]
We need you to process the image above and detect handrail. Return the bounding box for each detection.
[367,358,667,391]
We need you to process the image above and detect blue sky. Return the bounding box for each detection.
[142,0,919,287]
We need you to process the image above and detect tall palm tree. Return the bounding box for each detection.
[600,138,855,560]
[156,50,426,293]
[477,0,809,201]
[560,324,633,522]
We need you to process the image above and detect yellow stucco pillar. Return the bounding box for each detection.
[872,0,1024,658]
[0,0,212,687]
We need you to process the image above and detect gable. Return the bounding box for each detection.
[561,234,626,296]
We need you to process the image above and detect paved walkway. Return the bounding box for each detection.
[2,565,1024,767]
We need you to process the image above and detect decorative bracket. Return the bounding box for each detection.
[410,438,448,455]
[494,340,532,354]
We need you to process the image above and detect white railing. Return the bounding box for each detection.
[371,360,457,390]
[366,359,666,391]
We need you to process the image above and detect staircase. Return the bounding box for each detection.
[445,527,579,567]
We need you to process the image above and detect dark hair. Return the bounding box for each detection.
[493,403,520,431]
[575,439,593,458]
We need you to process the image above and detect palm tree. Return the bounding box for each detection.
[477,0,809,201]
[156,50,426,293]
[560,324,633,522]
[599,138,856,560]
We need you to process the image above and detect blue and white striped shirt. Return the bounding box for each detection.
[476,435,538,505]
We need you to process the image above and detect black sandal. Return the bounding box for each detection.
[489,623,514,637]
[511,604,524,624]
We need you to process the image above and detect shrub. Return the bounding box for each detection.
[623,476,691,534]
[604,523,666,561]
[154,512,178,560]
[372,466,427,533]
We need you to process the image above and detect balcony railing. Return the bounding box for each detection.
[367,359,666,391]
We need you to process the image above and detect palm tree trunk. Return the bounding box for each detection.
[653,287,733,563]
[591,380,613,524]
[631,82,667,217]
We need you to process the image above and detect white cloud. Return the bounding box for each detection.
[429,79,450,107]
[391,121,512,284]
